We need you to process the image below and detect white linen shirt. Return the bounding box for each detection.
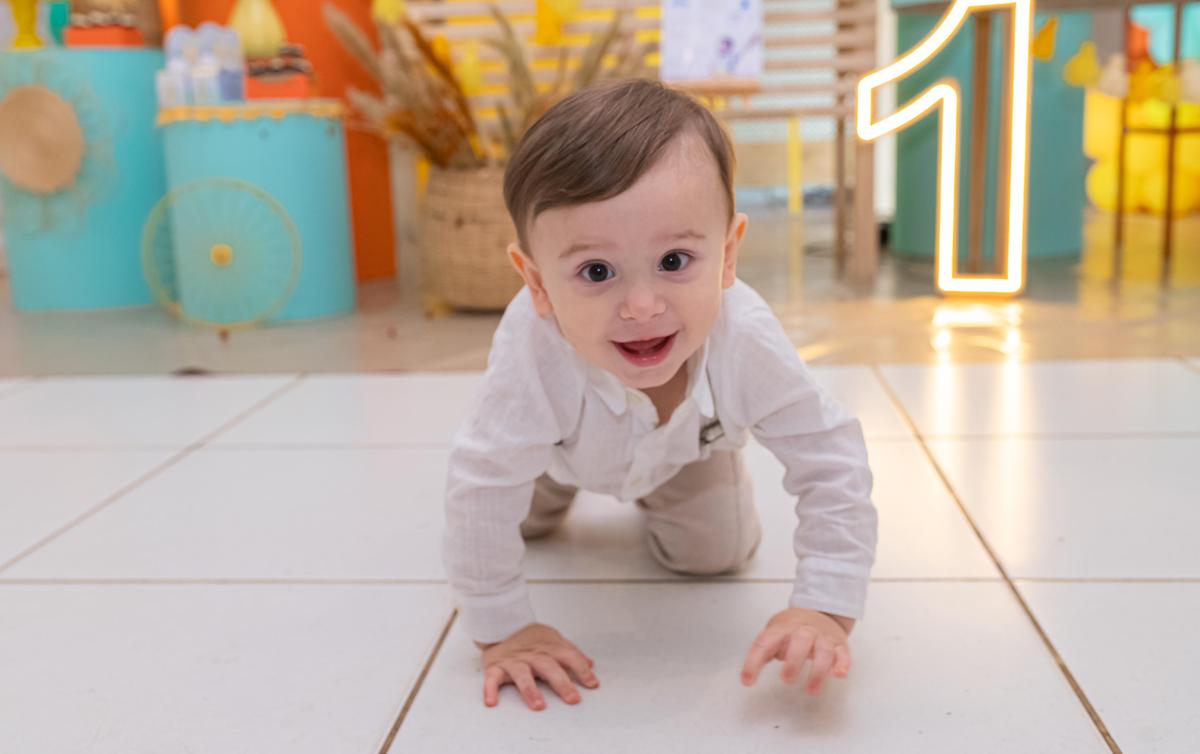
[442,279,878,644]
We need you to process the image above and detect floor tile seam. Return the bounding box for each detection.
[920,432,1200,441]
[201,442,457,451]
[209,437,914,449]
[377,608,458,753]
[874,356,1197,370]
[0,578,452,586]
[0,576,1011,586]
[0,377,39,403]
[0,377,306,576]
[860,369,924,442]
[0,438,919,452]
[190,374,310,448]
[1012,577,1200,584]
[0,442,458,452]
[869,363,1125,754]
[0,444,190,452]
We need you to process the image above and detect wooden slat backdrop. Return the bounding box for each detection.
[407,0,661,123]
[407,0,876,121]
[407,0,879,280]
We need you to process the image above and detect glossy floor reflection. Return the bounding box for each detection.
[1,360,1196,753]
[2,209,1198,376]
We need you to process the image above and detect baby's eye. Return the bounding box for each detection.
[659,251,692,272]
[579,262,615,283]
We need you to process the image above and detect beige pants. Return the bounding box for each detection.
[520,450,763,575]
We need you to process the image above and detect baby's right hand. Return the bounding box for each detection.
[475,623,600,711]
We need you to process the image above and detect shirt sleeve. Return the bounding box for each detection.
[724,298,879,622]
[441,294,580,644]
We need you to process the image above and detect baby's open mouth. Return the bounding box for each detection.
[612,333,677,366]
[616,335,671,355]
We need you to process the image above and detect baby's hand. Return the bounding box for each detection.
[475,623,600,711]
[740,608,852,696]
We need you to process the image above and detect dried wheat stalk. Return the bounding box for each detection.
[325,1,650,166]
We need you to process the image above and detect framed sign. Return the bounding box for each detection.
[660,0,763,84]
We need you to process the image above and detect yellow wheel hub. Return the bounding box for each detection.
[210,243,235,267]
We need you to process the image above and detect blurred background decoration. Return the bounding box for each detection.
[1059,3,1200,286]
[142,176,302,332]
[0,51,115,232]
[325,1,655,311]
[0,0,1197,335]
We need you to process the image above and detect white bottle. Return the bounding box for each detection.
[156,58,192,108]
[192,52,221,105]
[215,28,246,101]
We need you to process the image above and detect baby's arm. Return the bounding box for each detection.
[718,298,878,694]
[444,432,601,710]
[441,293,596,709]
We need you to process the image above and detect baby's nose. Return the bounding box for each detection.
[621,282,664,319]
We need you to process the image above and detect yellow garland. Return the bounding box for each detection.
[157,101,345,126]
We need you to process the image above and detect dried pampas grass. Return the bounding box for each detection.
[325,1,657,165]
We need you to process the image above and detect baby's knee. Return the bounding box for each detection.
[646,522,763,576]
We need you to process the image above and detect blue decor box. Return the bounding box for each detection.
[2,49,165,311]
[157,100,356,323]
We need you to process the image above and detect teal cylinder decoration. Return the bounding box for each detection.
[1,49,166,311]
[157,100,356,323]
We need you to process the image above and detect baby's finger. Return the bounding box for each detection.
[483,665,507,707]
[780,631,815,684]
[832,644,852,678]
[531,657,582,705]
[741,630,785,686]
[806,639,835,695]
[505,663,546,711]
[552,647,600,689]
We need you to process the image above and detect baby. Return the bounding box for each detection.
[442,79,878,712]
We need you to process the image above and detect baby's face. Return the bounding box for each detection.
[515,133,747,390]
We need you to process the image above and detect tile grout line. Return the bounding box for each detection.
[376,608,458,754]
[0,578,453,586]
[0,576,1019,586]
[917,431,1200,441]
[3,575,1197,587]
[0,376,40,403]
[0,375,306,576]
[869,363,1125,754]
[0,442,459,452]
[8,434,1200,453]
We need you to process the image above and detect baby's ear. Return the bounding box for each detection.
[507,242,555,316]
[721,213,748,289]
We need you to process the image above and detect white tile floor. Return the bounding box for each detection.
[1,359,1196,753]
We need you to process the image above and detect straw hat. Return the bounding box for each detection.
[0,84,85,195]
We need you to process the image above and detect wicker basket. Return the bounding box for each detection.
[419,165,524,311]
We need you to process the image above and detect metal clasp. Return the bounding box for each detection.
[700,419,724,446]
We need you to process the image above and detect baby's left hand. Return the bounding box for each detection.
[740,608,852,695]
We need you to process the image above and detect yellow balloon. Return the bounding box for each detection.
[1087,160,1142,212]
[1063,41,1100,87]
[1084,90,1121,160]
[1179,134,1199,173]
[1032,16,1059,62]
[1124,133,1168,176]
[1128,99,1171,129]
[1140,169,1200,215]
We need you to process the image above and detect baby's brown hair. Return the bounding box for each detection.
[503,78,736,253]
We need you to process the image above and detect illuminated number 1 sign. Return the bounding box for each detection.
[857,0,1034,295]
